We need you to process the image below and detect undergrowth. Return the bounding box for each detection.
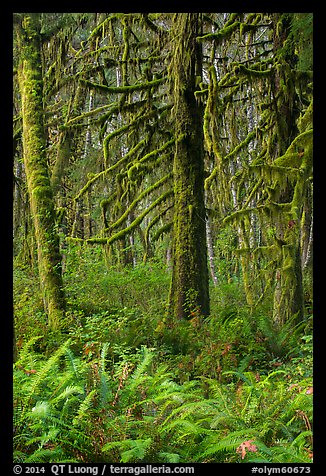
[13,338,313,463]
[13,245,313,463]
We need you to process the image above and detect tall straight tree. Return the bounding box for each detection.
[169,13,210,319]
[270,13,310,326]
[16,13,65,330]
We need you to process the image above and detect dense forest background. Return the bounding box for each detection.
[13,12,313,464]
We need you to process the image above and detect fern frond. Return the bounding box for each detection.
[100,342,110,371]
[121,437,153,463]
[26,339,72,403]
[201,428,261,460]
[102,437,153,463]
[128,346,154,391]
[209,412,246,431]
[158,452,181,463]
[15,336,43,367]
[268,443,312,463]
[24,447,64,463]
[72,389,97,426]
[64,347,85,381]
[29,400,52,419]
[160,398,217,428]
[51,385,84,405]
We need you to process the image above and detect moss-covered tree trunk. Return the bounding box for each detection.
[271,13,305,326]
[169,13,210,319]
[17,14,65,330]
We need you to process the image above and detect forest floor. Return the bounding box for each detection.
[13,244,313,464]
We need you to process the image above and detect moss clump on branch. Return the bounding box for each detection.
[80,76,165,94]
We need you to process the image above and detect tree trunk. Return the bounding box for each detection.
[17,14,65,330]
[271,13,305,326]
[169,14,210,319]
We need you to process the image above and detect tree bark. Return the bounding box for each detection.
[271,13,305,326]
[169,14,210,319]
[17,14,65,330]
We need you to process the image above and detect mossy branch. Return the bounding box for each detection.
[103,104,172,162]
[152,222,173,241]
[196,21,241,42]
[143,204,173,251]
[205,128,258,189]
[86,189,173,246]
[108,172,172,232]
[197,16,264,43]
[271,128,312,172]
[223,206,262,225]
[80,76,165,94]
[62,98,149,130]
[74,139,147,200]
[235,63,273,78]
[63,102,116,127]
[127,138,175,179]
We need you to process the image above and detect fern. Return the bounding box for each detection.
[14,338,312,463]
[255,313,306,358]
[97,342,113,407]
[200,428,261,462]
[26,339,72,403]
[128,345,154,391]
[158,452,181,463]
[24,447,64,463]
[13,340,96,462]
[72,389,97,426]
[15,335,43,366]
[106,438,153,463]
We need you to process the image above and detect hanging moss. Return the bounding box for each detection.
[103,104,171,162]
[235,63,273,78]
[205,128,258,190]
[152,222,173,242]
[297,99,313,132]
[142,204,173,263]
[126,138,175,180]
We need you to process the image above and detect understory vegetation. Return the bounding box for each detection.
[14,245,313,464]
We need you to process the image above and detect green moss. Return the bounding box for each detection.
[152,222,173,242]
[297,100,313,133]
[99,189,173,246]
[108,172,172,233]
[81,76,165,94]
[235,64,273,78]
[18,13,65,330]
[169,14,210,319]
[197,21,241,42]
[126,139,175,180]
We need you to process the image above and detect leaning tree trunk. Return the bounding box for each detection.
[17,14,65,330]
[169,13,210,319]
